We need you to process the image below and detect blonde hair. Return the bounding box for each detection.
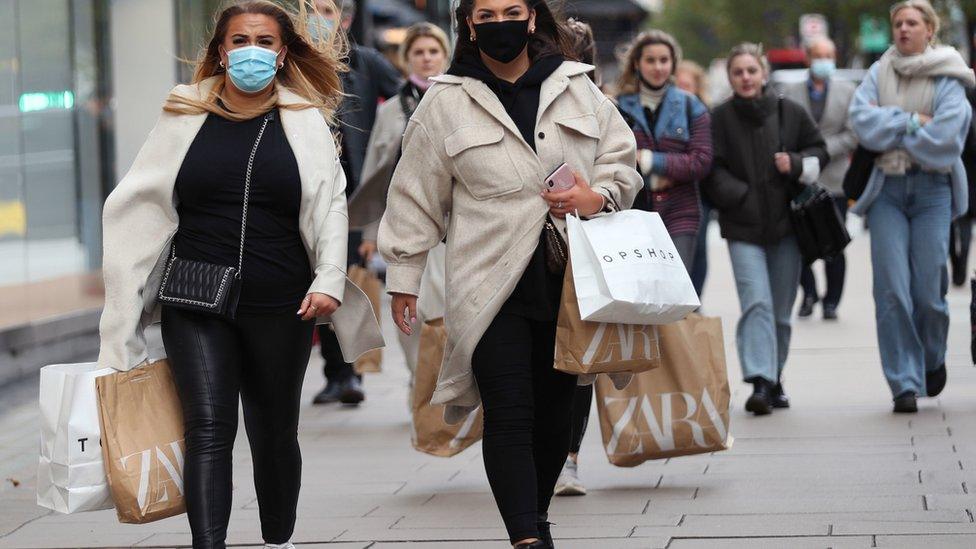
[398,22,451,69]
[616,30,683,96]
[676,60,709,105]
[165,0,347,122]
[890,0,941,39]
[727,42,770,76]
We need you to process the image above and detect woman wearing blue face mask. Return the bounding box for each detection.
[379,0,641,547]
[97,1,383,548]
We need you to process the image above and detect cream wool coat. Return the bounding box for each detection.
[98,77,384,372]
[378,61,642,422]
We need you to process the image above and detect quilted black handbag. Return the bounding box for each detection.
[157,111,274,318]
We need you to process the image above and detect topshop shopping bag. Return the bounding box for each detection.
[411,319,483,457]
[555,261,661,375]
[595,315,732,467]
[37,362,115,514]
[349,264,384,374]
[566,211,699,325]
[96,360,186,524]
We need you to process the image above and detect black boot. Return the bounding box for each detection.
[339,376,365,405]
[537,514,554,548]
[926,364,947,397]
[798,295,818,318]
[745,378,773,416]
[312,380,343,405]
[770,381,790,409]
[893,391,918,414]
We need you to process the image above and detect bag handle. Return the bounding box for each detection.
[236,111,275,279]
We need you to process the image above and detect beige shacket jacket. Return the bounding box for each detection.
[98,77,384,372]
[378,61,642,423]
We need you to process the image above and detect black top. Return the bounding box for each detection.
[448,54,565,321]
[703,91,828,246]
[173,110,312,315]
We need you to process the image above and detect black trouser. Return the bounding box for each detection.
[161,307,314,549]
[800,195,848,308]
[568,384,593,454]
[317,231,362,383]
[471,312,578,543]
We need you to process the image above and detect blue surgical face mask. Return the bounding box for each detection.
[308,14,336,41]
[226,45,280,93]
[809,58,836,80]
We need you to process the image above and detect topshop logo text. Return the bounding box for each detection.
[601,248,677,263]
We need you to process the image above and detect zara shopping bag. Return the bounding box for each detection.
[555,261,661,375]
[349,264,384,374]
[37,363,115,514]
[595,315,732,466]
[411,319,483,457]
[96,360,186,524]
[566,211,699,325]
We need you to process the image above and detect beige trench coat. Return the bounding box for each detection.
[349,95,409,241]
[378,61,642,423]
[98,77,384,372]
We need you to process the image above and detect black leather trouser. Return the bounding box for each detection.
[161,307,314,549]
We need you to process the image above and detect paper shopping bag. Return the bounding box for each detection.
[595,315,732,466]
[349,265,383,374]
[566,211,699,325]
[411,319,483,457]
[555,261,661,375]
[37,363,116,514]
[96,360,186,524]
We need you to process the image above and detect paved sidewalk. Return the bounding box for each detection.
[3,226,976,548]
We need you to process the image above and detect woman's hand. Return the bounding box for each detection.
[358,240,377,262]
[542,171,606,219]
[298,292,340,321]
[774,152,792,175]
[391,293,418,336]
[918,113,933,126]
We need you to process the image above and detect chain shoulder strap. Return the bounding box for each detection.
[236,111,275,278]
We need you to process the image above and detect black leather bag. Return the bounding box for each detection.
[842,145,880,200]
[789,185,852,264]
[776,97,852,264]
[157,112,274,318]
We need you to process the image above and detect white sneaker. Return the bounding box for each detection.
[264,543,295,549]
[554,456,586,496]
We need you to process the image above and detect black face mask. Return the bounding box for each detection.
[473,19,530,64]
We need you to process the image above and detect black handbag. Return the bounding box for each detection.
[777,97,852,264]
[842,145,880,200]
[789,185,852,264]
[157,111,275,318]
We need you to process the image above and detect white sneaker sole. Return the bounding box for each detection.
[554,480,587,496]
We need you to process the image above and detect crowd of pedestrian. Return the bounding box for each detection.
[94,0,976,547]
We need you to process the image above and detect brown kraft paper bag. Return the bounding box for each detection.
[555,262,661,375]
[595,315,733,467]
[411,319,483,457]
[349,265,383,374]
[96,360,187,523]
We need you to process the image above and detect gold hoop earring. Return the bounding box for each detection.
[470,34,476,42]
[219,61,225,69]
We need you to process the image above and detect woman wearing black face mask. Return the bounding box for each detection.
[376,0,641,547]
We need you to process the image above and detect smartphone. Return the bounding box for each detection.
[544,163,575,193]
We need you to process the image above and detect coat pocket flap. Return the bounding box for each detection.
[444,125,505,157]
[555,114,601,139]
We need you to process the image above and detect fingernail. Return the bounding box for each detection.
[410,316,417,323]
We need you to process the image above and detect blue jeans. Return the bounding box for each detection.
[867,172,951,398]
[728,236,802,383]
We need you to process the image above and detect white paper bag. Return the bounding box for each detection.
[566,210,700,325]
[37,362,115,514]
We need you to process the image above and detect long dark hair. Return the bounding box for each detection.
[452,0,577,64]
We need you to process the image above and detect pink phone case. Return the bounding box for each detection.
[544,163,575,192]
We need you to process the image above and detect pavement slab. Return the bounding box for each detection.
[4,226,976,547]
